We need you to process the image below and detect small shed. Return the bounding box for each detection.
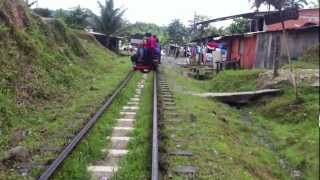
[89,31,108,47]
[108,36,123,52]
[217,33,258,69]
[214,25,319,69]
[88,31,123,52]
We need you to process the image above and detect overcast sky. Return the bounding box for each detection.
[36,0,317,27]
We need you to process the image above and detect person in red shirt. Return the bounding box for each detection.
[144,33,157,65]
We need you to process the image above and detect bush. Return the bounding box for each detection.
[300,44,319,64]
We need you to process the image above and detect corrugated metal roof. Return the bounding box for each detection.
[211,25,319,41]
[196,8,319,26]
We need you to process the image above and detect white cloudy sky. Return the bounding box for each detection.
[36,0,317,27]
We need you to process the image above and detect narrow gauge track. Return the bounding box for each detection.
[152,71,159,180]
[38,71,160,180]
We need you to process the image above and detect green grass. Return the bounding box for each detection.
[207,70,262,92]
[53,73,142,180]
[0,4,132,179]
[160,65,319,179]
[251,85,319,179]
[113,73,154,179]
[162,65,262,93]
[282,60,319,69]
[161,93,287,179]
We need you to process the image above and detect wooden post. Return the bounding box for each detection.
[281,21,298,99]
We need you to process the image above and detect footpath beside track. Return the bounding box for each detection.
[38,71,134,180]
[38,71,162,180]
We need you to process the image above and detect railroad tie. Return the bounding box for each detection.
[130,98,140,102]
[127,101,139,106]
[88,75,147,180]
[120,112,136,115]
[108,149,128,157]
[120,111,136,119]
[173,165,198,177]
[165,112,178,118]
[163,102,176,106]
[122,106,139,111]
[169,150,193,157]
[87,166,118,180]
[111,137,131,141]
[112,127,133,137]
[133,94,140,98]
[163,106,177,111]
[162,95,174,98]
[117,118,135,127]
[162,98,175,102]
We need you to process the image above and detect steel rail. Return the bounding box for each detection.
[152,71,159,180]
[38,71,134,180]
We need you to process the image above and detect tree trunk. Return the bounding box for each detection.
[281,21,298,99]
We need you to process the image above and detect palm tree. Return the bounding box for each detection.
[252,0,266,10]
[251,0,307,99]
[24,0,37,7]
[94,0,126,35]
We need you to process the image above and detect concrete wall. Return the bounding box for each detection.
[255,27,319,69]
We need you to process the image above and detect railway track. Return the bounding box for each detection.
[38,71,160,180]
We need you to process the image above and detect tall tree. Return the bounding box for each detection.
[54,6,92,30]
[94,0,126,35]
[24,0,37,7]
[167,19,187,44]
[188,14,227,41]
[226,18,251,34]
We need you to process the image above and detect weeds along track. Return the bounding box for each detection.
[157,73,198,179]
[37,71,162,180]
[38,71,134,180]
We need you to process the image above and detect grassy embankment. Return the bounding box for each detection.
[113,73,154,179]
[160,57,318,179]
[53,73,142,180]
[0,1,131,179]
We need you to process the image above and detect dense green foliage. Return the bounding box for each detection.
[251,0,308,10]
[123,22,169,44]
[54,6,92,30]
[37,0,127,35]
[226,18,251,34]
[94,0,126,35]
[167,19,188,44]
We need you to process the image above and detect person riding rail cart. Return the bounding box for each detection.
[131,33,161,73]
